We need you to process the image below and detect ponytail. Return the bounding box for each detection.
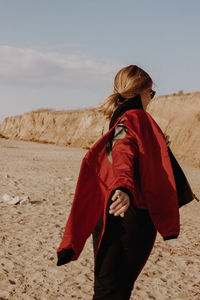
[96,65,153,120]
[96,93,121,120]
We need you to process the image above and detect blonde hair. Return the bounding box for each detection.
[96,65,153,120]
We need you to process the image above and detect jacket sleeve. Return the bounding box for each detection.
[163,235,178,241]
[108,124,138,206]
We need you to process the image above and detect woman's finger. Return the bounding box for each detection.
[109,196,126,210]
[109,201,124,213]
[111,190,122,201]
[164,133,171,146]
[113,204,129,216]
[109,199,130,214]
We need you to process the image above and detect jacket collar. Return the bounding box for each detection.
[109,94,143,130]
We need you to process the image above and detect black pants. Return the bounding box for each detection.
[92,201,157,300]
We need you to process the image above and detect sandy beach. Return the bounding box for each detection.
[0,137,200,300]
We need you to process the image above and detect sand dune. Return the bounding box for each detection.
[0,138,200,299]
[0,91,200,167]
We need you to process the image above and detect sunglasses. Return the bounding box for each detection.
[150,89,156,99]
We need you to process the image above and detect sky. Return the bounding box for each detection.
[0,0,200,121]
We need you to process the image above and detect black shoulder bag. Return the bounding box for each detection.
[168,147,199,208]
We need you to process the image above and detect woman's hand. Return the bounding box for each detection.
[164,133,171,147]
[109,189,130,218]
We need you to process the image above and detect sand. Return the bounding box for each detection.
[0,138,200,300]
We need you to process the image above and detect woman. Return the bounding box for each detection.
[56,65,180,299]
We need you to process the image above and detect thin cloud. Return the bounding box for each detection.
[0,45,123,89]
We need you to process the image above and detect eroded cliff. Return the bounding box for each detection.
[1,92,200,167]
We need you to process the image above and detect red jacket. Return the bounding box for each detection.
[56,109,180,262]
